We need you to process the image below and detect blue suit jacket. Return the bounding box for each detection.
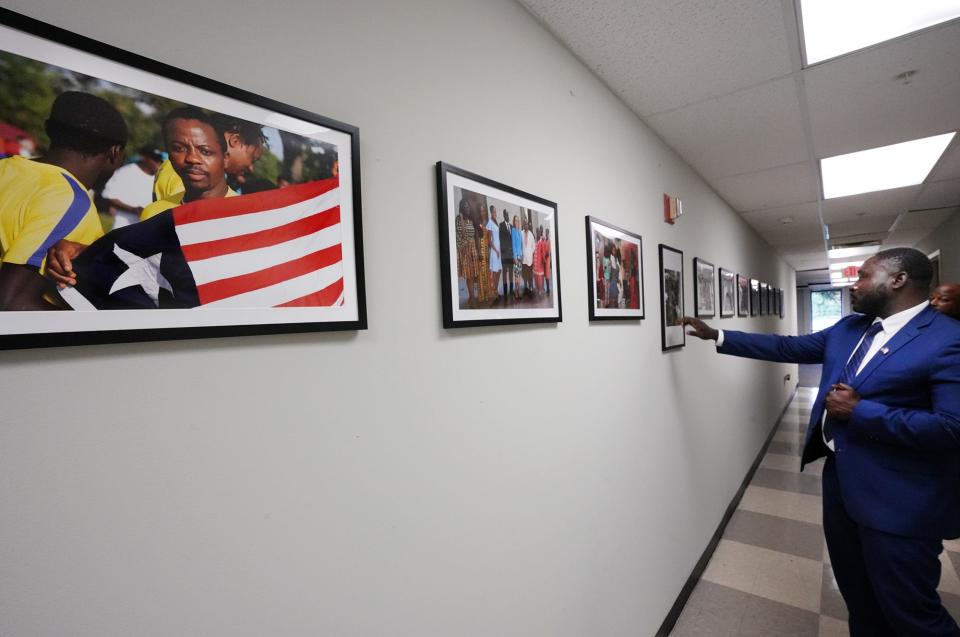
[719,305,960,539]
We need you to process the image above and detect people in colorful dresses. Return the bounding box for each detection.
[532,226,547,295]
[485,205,501,301]
[543,227,552,296]
[476,209,492,304]
[455,198,479,307]
[499,209,514,299]
[511,215,524,300]
[522,219,536,297]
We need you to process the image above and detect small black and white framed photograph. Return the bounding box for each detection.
[659,244,684,351]
[719,268,736,318]
[693,257,715,318]
[737,274,750,317]
[750,278,760,317]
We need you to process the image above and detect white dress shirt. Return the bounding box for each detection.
[716,300,931,451]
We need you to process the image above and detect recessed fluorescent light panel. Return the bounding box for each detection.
[800,0,960,64]
[828,245,879,260]
[821,132,955,199]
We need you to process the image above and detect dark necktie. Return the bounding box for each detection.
[824,322,884,442]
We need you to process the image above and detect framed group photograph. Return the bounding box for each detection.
[659,244,684,351]
[693,257,715,318]
[750,279,760,316]
[0,9,366,349]
[737,273,750,317]
[437,162,560,328]
[719,268,735,318]
[585,216,643,320]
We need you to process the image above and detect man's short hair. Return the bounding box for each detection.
[161,106,226,153]
[874,247,934,290]
[213,114,266,147]
[44,91,129,155]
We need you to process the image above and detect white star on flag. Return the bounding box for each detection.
[109,244,173,307]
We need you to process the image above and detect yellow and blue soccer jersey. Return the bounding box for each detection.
[0,156,104,272]
[141,185,239,221]
[152,159,185,202]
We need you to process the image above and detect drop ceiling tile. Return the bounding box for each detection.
[646,77,807,180]
[805,21,960,158]
[892,207,958,231]
[827,215,898,239]
[928,143,960,182]
[821,185,921,223]
[914,179,960,210]
[742,202,821,231]
[715,162,818,212]
[760,224,826,247]
[884,228,940,248]
[519,0,793,116]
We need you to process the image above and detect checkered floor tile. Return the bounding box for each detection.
[670,386,960,636]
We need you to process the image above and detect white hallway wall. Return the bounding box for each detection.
[0,1,797,635]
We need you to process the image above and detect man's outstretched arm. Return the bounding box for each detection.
[682,316,828,365]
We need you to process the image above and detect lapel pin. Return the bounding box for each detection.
[880,346,890,355]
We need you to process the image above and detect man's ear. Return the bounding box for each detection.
[890,270,909,290]
[107,145,124,166]
[225,132,242,149]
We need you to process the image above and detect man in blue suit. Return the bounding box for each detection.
[683,247,960,636]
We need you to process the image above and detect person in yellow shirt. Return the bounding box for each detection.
[0,91,127,310]
[152,114,265,201]
[47,107,240,288]
[140,107,238,221]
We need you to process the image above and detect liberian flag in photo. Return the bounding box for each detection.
[59,179,343,310]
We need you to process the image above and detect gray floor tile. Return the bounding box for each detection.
[670,580,747,637]
[768,440,802,456]
[943,591,960,624]
[739,590,821,637]
[821,564,848,621]
[670,581,820,637]
[724,509,824,561]
[802,458,824,477]
[949,550,960,579]
[779,420,809,431]
[750,467,822,496]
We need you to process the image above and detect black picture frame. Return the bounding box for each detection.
[0,8,366,350]
[737,274,750,317]
[779,288,785,319]
[693,257,716,318]
[436,162,561,328]
[719,268,736,318]
[760,282,768,315]
[585,216,644,321]
[750,279,760,316]
[659,244,685,351]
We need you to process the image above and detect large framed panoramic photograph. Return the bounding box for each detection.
[585,216,643,321]
[0,9,365,349]
[659,244,684,351]
[719,267,735,318]
[436,162,560,328]
[737,273,750,317]
[693,257,715,318]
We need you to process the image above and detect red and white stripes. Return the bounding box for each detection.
[173,178,344,308]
